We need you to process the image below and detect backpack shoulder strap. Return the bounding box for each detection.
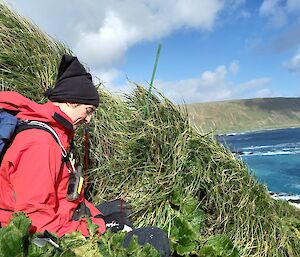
[0,117,69,165]
[16,122,59,145]
[15,120,68,159]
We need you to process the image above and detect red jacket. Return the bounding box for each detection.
[0,92,106,237]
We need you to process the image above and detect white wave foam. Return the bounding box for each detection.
[289,202,300,208]
[271,193,300,201]
[270,192,300,208]
[243,145,273,150]
[242,142,300,151]
[242,150,300,156]
[290,184,300,190]
[261,151,297,156]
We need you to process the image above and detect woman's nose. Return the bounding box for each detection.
[85,115,92,124]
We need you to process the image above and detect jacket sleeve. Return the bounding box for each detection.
[7,132,106,237]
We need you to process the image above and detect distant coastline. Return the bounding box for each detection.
[219,126,300,136]
[185,97,300,135]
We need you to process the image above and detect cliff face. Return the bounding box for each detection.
[186,97,300,134]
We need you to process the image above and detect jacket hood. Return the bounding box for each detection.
[0,91,74,134]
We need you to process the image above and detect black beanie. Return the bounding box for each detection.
[44,55,100,107]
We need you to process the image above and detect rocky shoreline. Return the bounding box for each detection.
[270,192,300,208]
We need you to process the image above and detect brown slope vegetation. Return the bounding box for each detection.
[186,97,300,134]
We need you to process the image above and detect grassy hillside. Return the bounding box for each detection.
[2,2,300,256]
[186,97,300,134]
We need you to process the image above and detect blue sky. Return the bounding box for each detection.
[4,0,300,103]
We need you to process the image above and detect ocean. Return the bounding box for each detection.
[216,127,300,204]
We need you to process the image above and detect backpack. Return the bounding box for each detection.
[0,109,66,163]
[0,109,84,201]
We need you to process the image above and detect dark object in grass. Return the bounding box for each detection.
[123,226,170,257]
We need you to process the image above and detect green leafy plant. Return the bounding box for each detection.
[0,212,31,257]
[0,213,160,257]
[199,235,239,257]
[169,193,203,256]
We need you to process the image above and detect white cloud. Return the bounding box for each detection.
[259,0,300,27]
[283,48,300,73]
[286,0,300,11]
[75,0,224,68]
[235,78,272,99]
[259,0,281,16]
[201,66,227,85]
[229,0,246,8]
[4,0,223,70]
[255,88,273,98]
[91,68,137,97]
[74,11,138,67]
[238,10,251,18]
[229,60,239,74]
[92,68,122,85]
[259,0,287,27]
[237,78,271,90]
[156,63,273,103]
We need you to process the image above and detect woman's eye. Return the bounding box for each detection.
[86,109,94,115]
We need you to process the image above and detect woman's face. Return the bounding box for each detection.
[69,104,96,130]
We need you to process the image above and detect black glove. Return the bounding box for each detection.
[95,212,133,233]
[95,199,133,233]
[123,226,170,257]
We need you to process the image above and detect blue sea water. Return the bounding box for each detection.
[216,127,300,196]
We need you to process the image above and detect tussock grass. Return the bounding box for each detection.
[0,1,70,100]
[88,86,300,256]
[1,2,300,256]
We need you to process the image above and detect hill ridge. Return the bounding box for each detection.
[185,97,300,134]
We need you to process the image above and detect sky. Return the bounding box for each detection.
[3,0,300,104]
